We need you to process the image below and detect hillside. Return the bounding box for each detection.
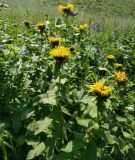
[0,0,135,29]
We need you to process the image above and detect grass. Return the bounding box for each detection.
[0,0,135,33]
[1,0,135,23]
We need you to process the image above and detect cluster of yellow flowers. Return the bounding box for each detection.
[106,54,128,84]
[75,24,88,32]
[115,71,128,83]
[35,22,46,32]
[89,81,112,98]
[48,37,62,43]
[58,4,75,13]
[24,3,130,101]
[49,46,71,60]
[106,54,116,61]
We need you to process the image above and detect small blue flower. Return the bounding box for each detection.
[20,49,27,55]
[50,31,56,37]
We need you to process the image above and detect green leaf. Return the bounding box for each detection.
[90,122,99,132]
[39,92,57,105]
[24,79,32,88]
[61,106,71,116]
[0,137,8,160]
[37,84,58,106]
[83,96,97,118]
[72,89,85,102]
[104,99,111,109]
[35,117,53,135]
[61,134,86,157]
[89,105,97,119]
[27,142,45,160]
[105,131,119,145]
[116,116,127,122]
[98,67,109,72]
[122,131,132,139]
[61,141,73,153]
[77,118,90,127]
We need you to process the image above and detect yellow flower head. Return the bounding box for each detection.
[35,22,46,31]
[80,24,88,29]
[58,4,75,13]
[75,23,88,32]
[106,55,116,61]
[115,71,128,83]
[48,37,62,43]
[49,46,71,60]
[67,4,75,11]
[58,5,66,12]
[114,63,123,69]
[89,80,112,98]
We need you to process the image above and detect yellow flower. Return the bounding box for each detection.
[75,23,88,32]
[67,4,75,11]
[48,37,62,43]
[58,4,75,13]
[106,55,116,61]
[114,63,123,69]
[89,80,112,98]
[58,5,66,12]
[35,22,46,31]
[49,46,71,60]
[115,71,128,83]
[80,24,88,29]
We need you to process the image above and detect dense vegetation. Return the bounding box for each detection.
[0,1,135,160]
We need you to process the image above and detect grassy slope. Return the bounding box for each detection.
[1,0,135,30]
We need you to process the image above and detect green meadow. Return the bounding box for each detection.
[1,0,135,31]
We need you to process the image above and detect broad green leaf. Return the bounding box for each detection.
[91,122,99,132]
[24,79,32,88]
[27,142,45,160]
[89,105,97,119]
[83,96,97,118]
[105,131,119,145]
[39,92,56,105]
[104,99,111,109]
[77,118,90,127]
[116,116,127,122]
[122,131,132,139]
[72,89,85,102]
[38,86,58,105]
[81,95,90,104]
[53,77,68,84]
[60,134,86,158]
[35,117,53,135]
[61,141,73,153]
